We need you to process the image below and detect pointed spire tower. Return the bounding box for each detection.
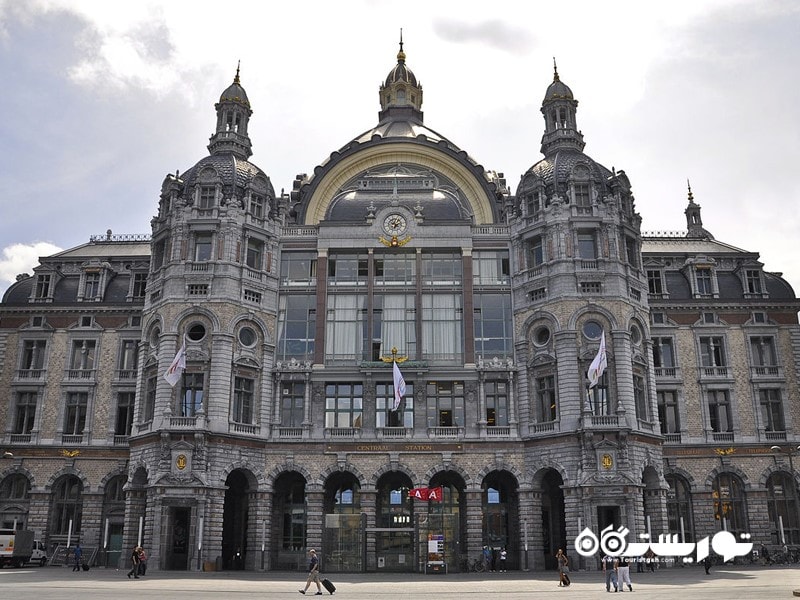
[208,62,253,159]
[684,180,714,239]
[379,30,424,123]
[540,58,585,155]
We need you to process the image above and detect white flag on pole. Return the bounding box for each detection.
[587,332,607,389]
[392,361,406,411]
[164,336,187,387]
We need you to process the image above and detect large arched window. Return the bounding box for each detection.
[50,475,83,538]
[665,474,694,541]
[766,471,799,544]
[711,473,748,535]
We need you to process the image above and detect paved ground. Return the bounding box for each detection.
[1,564,799,599]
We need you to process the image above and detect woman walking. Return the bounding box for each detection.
[556,548,571,586]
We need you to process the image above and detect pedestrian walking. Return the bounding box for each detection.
[72,544,82,572]
[483,545,491,571]
[137,546,147,576]
[617,555,632,591]
[556,548,571,587]
[602,553,618,592]
[299,548,323,595]
[126,546,140,579]
[499,547,507,572]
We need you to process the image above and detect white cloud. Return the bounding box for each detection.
[0,242,62,296]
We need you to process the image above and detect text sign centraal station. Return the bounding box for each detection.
[326,443,463,453]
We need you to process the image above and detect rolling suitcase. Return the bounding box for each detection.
[321,577,336,594]
[82,563,90,571]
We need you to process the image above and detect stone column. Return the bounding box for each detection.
[465,489,484,570]
[360,487,377,571]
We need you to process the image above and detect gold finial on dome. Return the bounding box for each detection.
[397,28,406,62]
[553,57,560,82]
[234,60,241,84]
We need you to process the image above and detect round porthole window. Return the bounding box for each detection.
[150,327,160,347]
[238,326,257,347]
[187,323,206,341]
[630,324,642,344]
[534,326,551,346]
[582,320,603,339]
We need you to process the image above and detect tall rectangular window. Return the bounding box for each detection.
[324,383,363,428]
[281,381,305,427]
[699,336,726,367]
[528,236,544,268]
[625,237,638,268]
[181,372,204,417]
[277,295,316,360]
[750,336,777,367]
[143,372,157,422]
[535,375,557,422]
[115,392,135,437]
[647,270,664,295]
[425,381,465,427]
[84,272,101,299]
[633,374,648,420]
[484,381,509,426]
[473,251,510,285]
[14,392,37,434]
[422,294,463,362]
[132,273,147,298]
[246,238,264,269]
[657,390,680,434]
[20,340,46,371]
[232,376,255,424]
[70,340,97,372]
[652,337,675,369]
[194,233,213,261]
[198,186,215,208]
[473,294,512,359]
[119,340,138,376]
[759,389,785,432]
[373,294,416,360]
[707,390,732,432]
[695,268,713,295]
[325,294,366,362]
[376,381,414,428]
[64,392,88,435]
[577,231,596,259]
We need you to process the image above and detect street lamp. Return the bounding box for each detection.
[769,445,800,546]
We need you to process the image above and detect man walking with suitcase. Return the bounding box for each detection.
[299,548,323,595]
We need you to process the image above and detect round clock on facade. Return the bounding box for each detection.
[383,213,407,235]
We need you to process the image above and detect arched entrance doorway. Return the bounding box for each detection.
[271,471,306,571]
[222,470,250,569]
[322,471,362,572]
[423,471,466,574]
[374,471,415,572]
[482,470,519,570]
[540,469,566,570]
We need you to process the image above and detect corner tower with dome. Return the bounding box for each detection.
[510,62,664,550]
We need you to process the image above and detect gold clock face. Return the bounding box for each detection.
[383,213,407,235]
[176,454,187,470]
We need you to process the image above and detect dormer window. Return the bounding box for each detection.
[250,194,264,219]
[574,184,590,207]
[84,272,101,299]
[198,186,216,209]
[745,269,763,295]
[34,274,51,299]
[397,89,406,104]
[695,267,713,296]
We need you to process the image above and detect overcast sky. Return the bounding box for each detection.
[1,0,799,298]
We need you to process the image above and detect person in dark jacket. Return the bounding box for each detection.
[72,544,82,572]
[299,548,322,595]
[127,546,140,579]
